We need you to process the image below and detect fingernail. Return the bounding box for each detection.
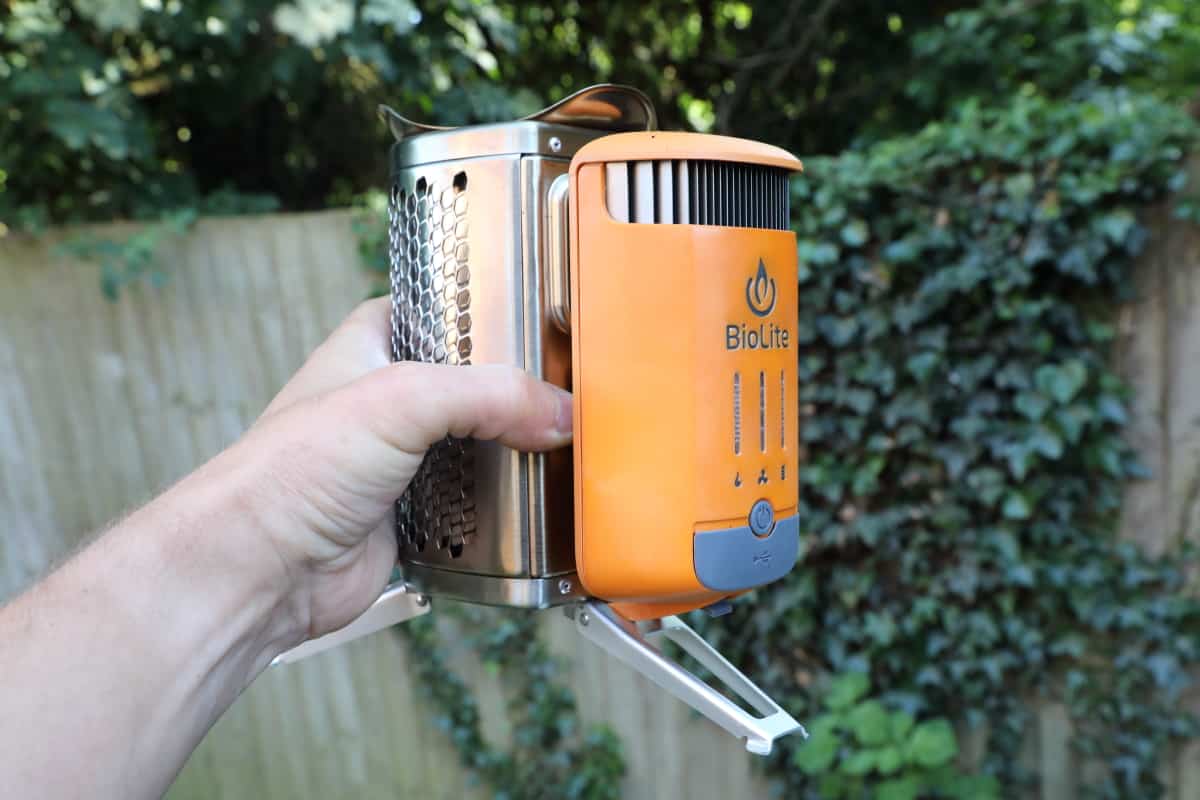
[553,387,574,437]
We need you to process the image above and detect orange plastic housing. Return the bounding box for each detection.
[569,132,804,620]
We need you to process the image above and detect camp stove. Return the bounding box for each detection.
[276,85,806,755]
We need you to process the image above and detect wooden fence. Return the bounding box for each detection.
[0,211,767,800]
[1,207,1197,798]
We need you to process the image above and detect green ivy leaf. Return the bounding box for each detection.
[1055,404,1093,443]
[1031,425,1064,459]
[906,352,940,382]
[966,468,1007,506]
[863,611,897,646]
[1004,173,1035,200]
[799,239,841,265]
[1002,492,1032,520]
[853,457,887,496]
[819,773,848,799]
[843,749,878,776]
[808,714,842,741]
[794,727,840,775]
[1096,394,1128,425]
[1035,361,1088,404]
[818,315,860,346]
[890,711,915,740]
[876,775,922,800]
[882,238,919,263]
[43,98,136,160]
[826,672,871,711]
[906,720,959,767]
[1096,210,1136,243]
[841,218,871,247]
[847,700,891,746]
[875,745,904,775]
[1014,392,1050,421]
[362,0,420,32]
[1005,443,1033,480]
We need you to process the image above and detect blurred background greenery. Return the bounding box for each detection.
[6,2,1200,799]
[3,0,1198,229]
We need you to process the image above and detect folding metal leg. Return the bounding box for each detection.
[272,582,431,666]
[567,601,806,755]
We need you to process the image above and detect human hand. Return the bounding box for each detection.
[185,297,572,646]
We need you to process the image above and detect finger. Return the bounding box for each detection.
[263,297,392,417]
[242,363,571,546]
[346,362,573,456]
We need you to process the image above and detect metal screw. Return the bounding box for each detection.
[549,136,562,153]
[558,579,573,595]
[415,594,429,607]
[579,611,590,626]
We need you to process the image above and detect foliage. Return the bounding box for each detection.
[57,207,196,299]
[351,189,390,296]
[3,0,481,227]
[793,671,998,800]
[10,0,1199,232]
[54,189,278,298]
[396,603,624,800]
[903,0,1200,123]
[691,89,1200,798]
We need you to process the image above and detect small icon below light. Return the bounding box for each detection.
[757,469,768,485]
[733,472,743,488]
[780,465,786,481]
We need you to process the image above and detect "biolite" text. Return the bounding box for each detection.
[725,322,790,351]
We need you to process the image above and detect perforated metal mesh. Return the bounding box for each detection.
[388,172,476,557]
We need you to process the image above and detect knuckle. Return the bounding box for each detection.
[343,298,390,345]
[387,360,431,390]
[381,362,438,412]
[496,365,533,416]
[350,295,388,323]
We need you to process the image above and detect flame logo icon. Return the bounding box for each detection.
[745,258,777,317]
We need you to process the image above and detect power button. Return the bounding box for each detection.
[749,500,774,536]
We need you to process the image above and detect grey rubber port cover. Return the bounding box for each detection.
[693,514,800,592]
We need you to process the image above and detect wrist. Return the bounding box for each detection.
[2,456,317,798]
[136,453,313,676]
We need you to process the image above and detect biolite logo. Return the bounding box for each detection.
[745,258,777,317]
[726,258,789,351]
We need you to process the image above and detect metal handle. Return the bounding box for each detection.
[271,582,431,666]
[547,173,571,332]
[380,84,657,144]
[568,601,806,755]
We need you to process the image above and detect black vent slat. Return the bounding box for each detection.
[604,158,790,230]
